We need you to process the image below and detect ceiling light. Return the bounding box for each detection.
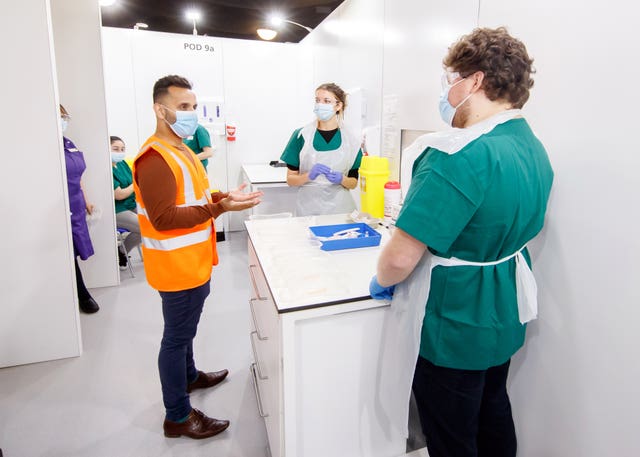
[267,13,313,33]
[186,10,202,35]
[100,0,117,6]
[186,10,201,21]
[257,28,278,41]
[269,13,285,27]
[134,23,148,30]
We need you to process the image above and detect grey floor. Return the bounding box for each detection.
[0,231,426,457]
[0,231,269,457]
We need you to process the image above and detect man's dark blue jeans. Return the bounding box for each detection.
[158,280,210,422]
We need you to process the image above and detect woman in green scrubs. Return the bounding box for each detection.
[280,83,363,216]
[110,136,142,269]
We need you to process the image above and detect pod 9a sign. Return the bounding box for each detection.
[183,42,215,53]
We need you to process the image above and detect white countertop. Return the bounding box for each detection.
[242,163,288,184]
[245,214,392,312]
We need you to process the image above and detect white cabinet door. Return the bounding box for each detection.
[282,306,406,457]
[249,240,283,457]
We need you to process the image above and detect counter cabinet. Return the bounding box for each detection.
[246,217,406,457]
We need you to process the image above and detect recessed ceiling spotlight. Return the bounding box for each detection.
[134,23,148,30]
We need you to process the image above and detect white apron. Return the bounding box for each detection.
[296,122,360,216]
[377,110,539,438]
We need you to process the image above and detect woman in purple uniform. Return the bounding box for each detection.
[60,105,99,314]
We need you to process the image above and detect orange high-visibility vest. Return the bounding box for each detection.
[132,136,218,292]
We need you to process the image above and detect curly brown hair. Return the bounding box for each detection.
[443,27,535,109]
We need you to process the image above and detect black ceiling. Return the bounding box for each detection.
[100,0,344,43]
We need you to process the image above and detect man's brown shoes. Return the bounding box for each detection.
[187,369,229,393]
[162,369,230,439]
[163,409,230,439]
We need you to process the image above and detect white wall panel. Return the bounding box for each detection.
[101,28,139,156]
[221,39,309,230]
[478,1,640,456]
[382,0,479,179]
[0,0,81,367]
[51,0,118,288]
[302,0,385,143]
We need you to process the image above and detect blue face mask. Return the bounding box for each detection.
[61,118,69,133]
[111,151,126,163]
[163,106,199,138]
[313,103,336,121]
[439,78,472,126]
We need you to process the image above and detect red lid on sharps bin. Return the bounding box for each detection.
[384,181,401,189]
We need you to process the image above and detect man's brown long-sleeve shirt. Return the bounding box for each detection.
[134,146,227,231]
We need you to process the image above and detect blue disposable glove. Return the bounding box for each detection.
[308,163,331,180]
[326,170,344,185]
[369,275,396,300]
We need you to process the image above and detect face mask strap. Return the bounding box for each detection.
[446,77,474,110]
[454,91,474,110]
[451,71,484,109]
[159,104,174,121]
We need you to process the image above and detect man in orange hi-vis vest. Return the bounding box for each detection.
[133,75,262,440]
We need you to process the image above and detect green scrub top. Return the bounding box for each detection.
[112,161,137,213]
[396,118,554,370]
[184,124,212,170]
[280,127,363,170]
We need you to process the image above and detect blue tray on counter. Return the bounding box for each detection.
[309,223,381,251]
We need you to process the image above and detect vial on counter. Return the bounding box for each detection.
[384,181,401,218]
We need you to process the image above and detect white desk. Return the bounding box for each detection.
[242,163,298,216]
[245,215,406,457]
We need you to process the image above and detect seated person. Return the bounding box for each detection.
[110,136,142,269]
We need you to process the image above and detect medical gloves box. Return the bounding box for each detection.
[309,223,381,251]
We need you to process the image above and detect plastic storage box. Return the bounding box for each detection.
[309,223,381,251]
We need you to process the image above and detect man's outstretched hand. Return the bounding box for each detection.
[219,183,263,212]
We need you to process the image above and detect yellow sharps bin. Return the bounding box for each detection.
[359,156,389,218]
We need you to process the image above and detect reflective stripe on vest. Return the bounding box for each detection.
[156,143,198,204]
[142,225,212,251]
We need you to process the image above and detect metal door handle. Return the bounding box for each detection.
[249,264,269,301]
[249,299,268,340]
[250,331,268,380]
[250,363,269,418]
